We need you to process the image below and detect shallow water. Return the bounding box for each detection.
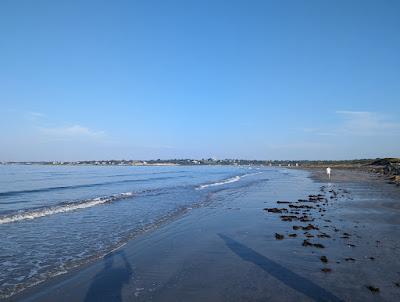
[0,164,272,298]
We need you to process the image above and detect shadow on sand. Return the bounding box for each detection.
[84,250,133,302]
[218,234,343,302]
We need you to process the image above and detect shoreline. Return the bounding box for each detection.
[5,168,400,302]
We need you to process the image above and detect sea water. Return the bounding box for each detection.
[0,164,274,298]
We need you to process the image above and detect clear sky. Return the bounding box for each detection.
[1,0,399,161]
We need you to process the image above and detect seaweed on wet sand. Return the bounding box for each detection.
[289,204,315,209]
[275,233,284,240]
[308,194,325,202]
[299,216,314,222]
[321,268,332,273]
[303,224,319,231]
[302,239,313,247]
[280,215,298,222]
[317,232,331,238]
[264,208,287,213]
[292,224,319,231]
[302,239,325,248]
[366,285,380,293]
[320,255,328,263]
[297,199,309,202]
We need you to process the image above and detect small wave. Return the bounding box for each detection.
[196,172,263,190]
[0,192,134,225]
[240,171,262,178]
[200,176,241,189]
[0,175,182,198]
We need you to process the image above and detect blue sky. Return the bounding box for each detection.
[1,0,399,161]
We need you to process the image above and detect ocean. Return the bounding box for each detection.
[0,164,272,299]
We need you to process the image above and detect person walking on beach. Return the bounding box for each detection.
[326,167,331,180]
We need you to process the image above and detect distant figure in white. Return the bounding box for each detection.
[326,167,331,180]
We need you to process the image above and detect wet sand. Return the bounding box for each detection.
[6,169,400,302]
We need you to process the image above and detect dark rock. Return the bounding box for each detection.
[321,268,332,273]
[275,233,284,240]
[288,233,297,237]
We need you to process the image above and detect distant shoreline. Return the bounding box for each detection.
[2,158,399,186]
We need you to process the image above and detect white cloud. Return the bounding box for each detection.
[336,110,400,136]
[39,125,106,139]
[303,111,400,137]
[25,111,45,121]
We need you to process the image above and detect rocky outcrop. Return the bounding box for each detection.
[370,158,400,186]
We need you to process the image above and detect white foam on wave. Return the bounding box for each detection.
[197,176,241,189]
[0,192,134,225]
[240,171,262,178]
[196,172,262,190]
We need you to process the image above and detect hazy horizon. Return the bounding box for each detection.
[1,1,399,161]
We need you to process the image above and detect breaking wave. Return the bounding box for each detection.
[0,192,134,225]
[196,172,262,190]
